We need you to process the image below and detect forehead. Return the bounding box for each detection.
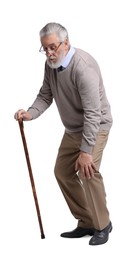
[40,33,59,46]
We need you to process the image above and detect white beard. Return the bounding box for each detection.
[47,50,66,69]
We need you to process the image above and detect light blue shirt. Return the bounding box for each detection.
[61,46,75,68]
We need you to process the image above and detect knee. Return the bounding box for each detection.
[54,161,68,185]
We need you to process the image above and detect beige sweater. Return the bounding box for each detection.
[28,48,113,154]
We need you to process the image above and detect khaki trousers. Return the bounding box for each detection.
[54,131,110,230]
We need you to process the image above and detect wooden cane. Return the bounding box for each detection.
[18,119,45,239]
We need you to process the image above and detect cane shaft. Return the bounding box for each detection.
[18,120,45,239]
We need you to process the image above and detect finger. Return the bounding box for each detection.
[88,164,95,178]
[84,165,91,179]
[80,166,86,179]
[18,110,26,120]
[17,112,23,120]
[14,109,23,120]
[14,112,21,120]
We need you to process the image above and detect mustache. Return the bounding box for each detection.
[48,56,56,60]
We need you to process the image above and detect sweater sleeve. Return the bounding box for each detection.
[27,64,53,119]
[76,64,101,154]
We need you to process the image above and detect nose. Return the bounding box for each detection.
[46,52,51,57]
[46,50,54,57]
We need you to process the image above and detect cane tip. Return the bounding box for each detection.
[41,234,45,239]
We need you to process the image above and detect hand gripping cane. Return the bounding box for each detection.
[18,119,45,239]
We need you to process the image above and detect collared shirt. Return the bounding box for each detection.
[61,46,75,68]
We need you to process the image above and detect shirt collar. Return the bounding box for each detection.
[61,46,75,68]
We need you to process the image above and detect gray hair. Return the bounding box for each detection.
[39,22,70,45]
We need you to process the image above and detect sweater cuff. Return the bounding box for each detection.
[80,144,93,154]
[27,107,41,120]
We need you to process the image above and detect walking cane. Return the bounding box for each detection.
[18,119,45,239]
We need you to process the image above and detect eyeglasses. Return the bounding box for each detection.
[39,42,62,55]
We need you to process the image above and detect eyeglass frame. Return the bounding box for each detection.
[39,42,63,55]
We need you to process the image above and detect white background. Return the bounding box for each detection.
[0,0,140,259]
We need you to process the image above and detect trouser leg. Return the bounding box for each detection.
[78,131,110,230]
[54,131,110,230]
[54,132,93,227]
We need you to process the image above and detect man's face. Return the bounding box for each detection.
[40,33,69,69]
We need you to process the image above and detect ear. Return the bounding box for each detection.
[64,38,69,50]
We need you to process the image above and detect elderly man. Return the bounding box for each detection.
[15,22,113,245]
